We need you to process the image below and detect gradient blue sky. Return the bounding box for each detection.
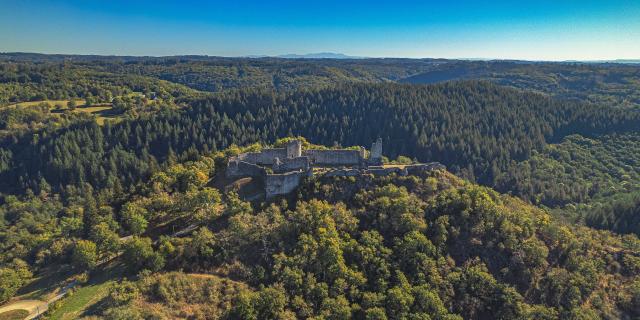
[1,0,639,60]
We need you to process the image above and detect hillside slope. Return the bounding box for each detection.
[63,155,640,319]
[399,61,640,108]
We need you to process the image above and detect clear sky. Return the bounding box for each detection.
[1,0,639,60]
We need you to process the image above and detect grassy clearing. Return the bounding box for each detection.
[16,266,76,301]
[56,105,120,125]
[0,309,29,320]
[47,282,111,320]
[3,100,86,109]
[47,265,125,320]
[3,100,122,125]
[126,272,250,319]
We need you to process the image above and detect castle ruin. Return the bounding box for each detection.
[226,138,443,198]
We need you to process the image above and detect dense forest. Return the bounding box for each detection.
[1,54,640,319]
[585,191,640,236]
[3,54,640,107]
[496,133,640,207]
[2,82,640,197]
[2,149,640,319]
[400,60,640,108]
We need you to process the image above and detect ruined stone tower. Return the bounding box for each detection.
[370,138,383,164]
[286,140,302,158]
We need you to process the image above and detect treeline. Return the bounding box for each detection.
[1,81,640,197]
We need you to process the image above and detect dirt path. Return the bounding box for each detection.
[0,299,47,319]
[0,225,196,320]
[0,280,78,319]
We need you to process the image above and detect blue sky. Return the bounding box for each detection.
[1,0,638,60]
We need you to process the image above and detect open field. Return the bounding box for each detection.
[47,281,112,320]
[16,267,76,301]
[46,265,125,320]
[2,100,122,125]
[3,100,86,109]
[0,300,44,320]
[0,309,29,320]
[52,105,120,125]
[0,267,79,320]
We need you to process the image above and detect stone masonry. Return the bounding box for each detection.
[226,139,444,198]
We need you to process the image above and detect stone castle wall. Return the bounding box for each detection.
[238,148,287,165]
[226,160,266,178]
[274,156,311,173]
[224,139,445,200]
[364,166,407,176]
[303,149,363,166]
[265,171,307,198]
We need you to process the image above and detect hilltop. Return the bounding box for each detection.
[1,141,639,319]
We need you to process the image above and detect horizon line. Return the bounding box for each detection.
[1,51,639,64]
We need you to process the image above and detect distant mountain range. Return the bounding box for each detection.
[277,52,366,59]
[2,51,638,63]
[243,52,366,59]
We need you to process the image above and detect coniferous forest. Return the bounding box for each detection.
[1,54,640,319]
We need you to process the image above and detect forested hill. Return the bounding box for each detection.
[399,60,640,108]
[2,54,640,318]
[3,149,640,319]
[3,53,640,108]
[1,81,639,197]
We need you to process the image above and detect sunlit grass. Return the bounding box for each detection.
[0,309,30,320]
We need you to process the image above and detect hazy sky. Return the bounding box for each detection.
[1,0,639,60]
